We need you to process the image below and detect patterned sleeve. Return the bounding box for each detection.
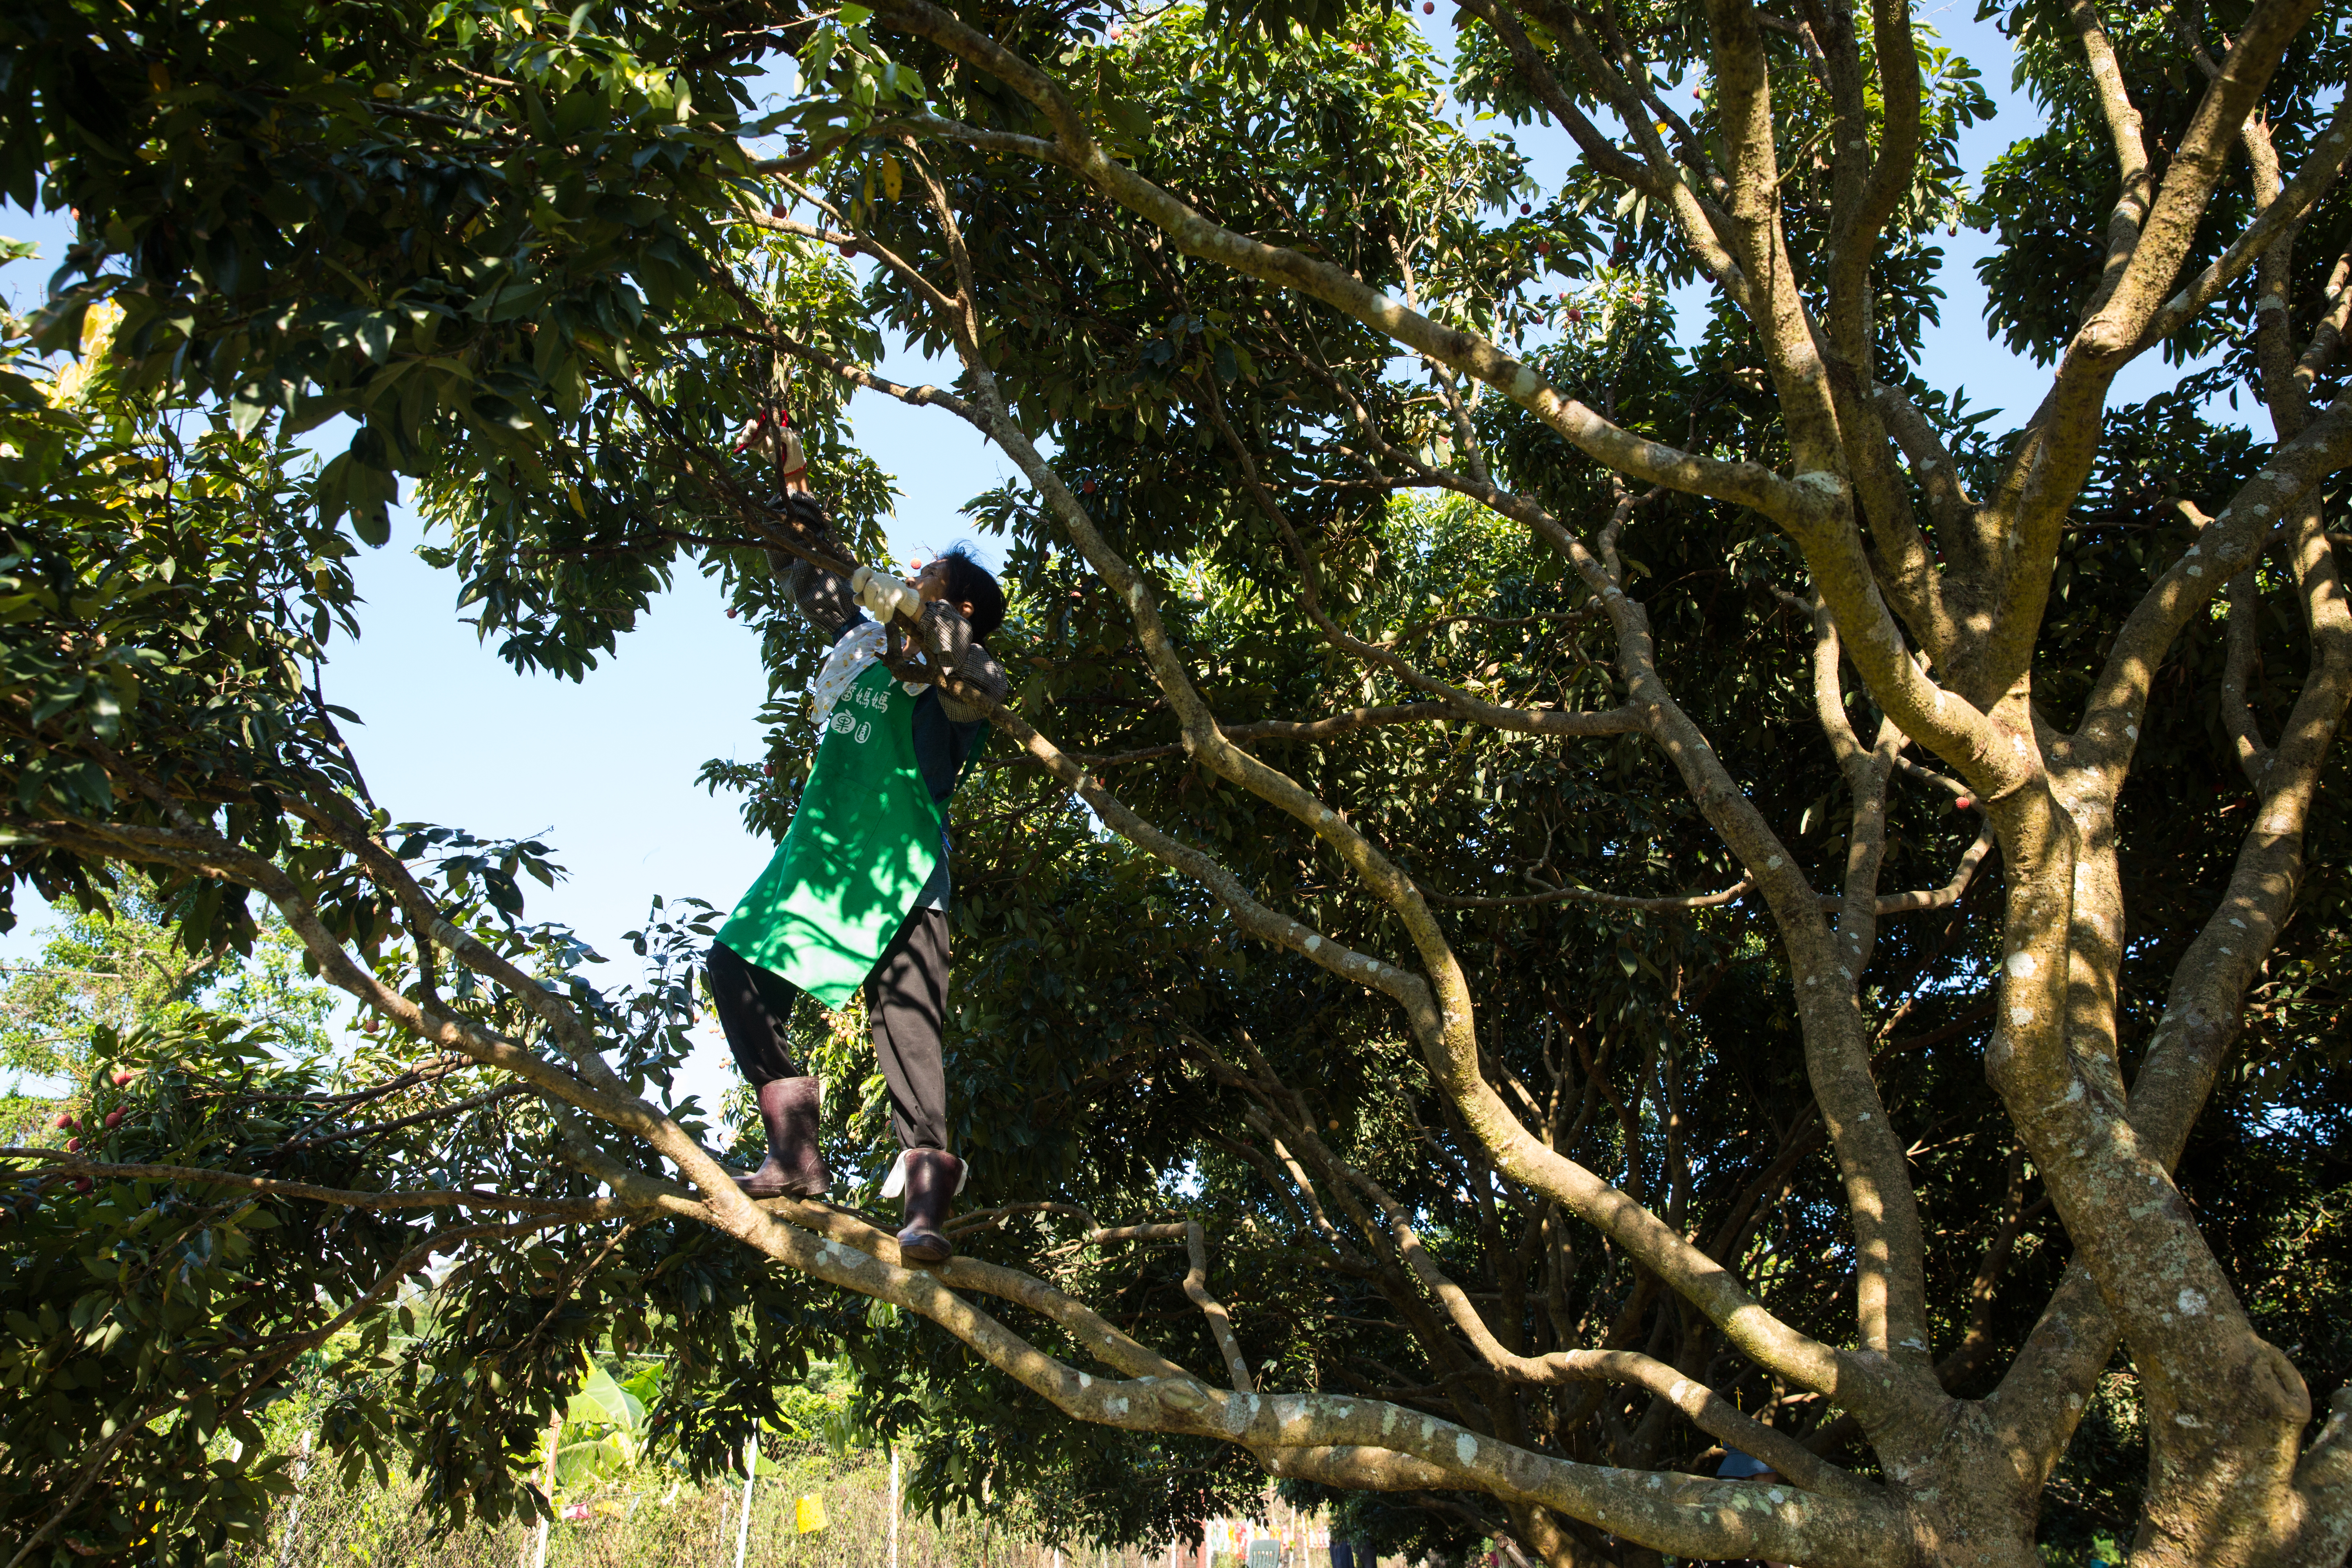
[912,600,1009,723]
[763,492,864,639]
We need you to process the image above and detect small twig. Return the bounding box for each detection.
[944,1200,1104,1237]
[271,1085,530,1154]
[514,1219,643,1361]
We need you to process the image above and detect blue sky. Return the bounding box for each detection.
[0,6,2249,1116]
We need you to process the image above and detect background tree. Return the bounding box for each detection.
[0,873,339,1143]
[2,0,2351,1565]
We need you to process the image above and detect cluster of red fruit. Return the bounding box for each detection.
[47,1068,141,1189]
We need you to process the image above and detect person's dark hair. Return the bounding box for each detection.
[938,543,1006,642]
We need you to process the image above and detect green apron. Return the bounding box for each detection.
[716,661,944,1007]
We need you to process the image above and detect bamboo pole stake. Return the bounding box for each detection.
[527,1410,560,1568]
[733,1435,760,1568]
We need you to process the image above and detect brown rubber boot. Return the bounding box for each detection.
[893,1148,966,1264]
[735,1078,831,1199]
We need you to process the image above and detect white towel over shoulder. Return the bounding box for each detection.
[807,620,887,735]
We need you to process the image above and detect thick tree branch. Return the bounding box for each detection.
[2132,96,2352,355]
[2062,0,2155,326]
[2077,393,2352,762]
[1182,1220,1256,1394]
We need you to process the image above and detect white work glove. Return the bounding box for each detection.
[851,565,921,624]
[732,413,806,479]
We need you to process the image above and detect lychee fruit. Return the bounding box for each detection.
[111,1069,136,1086]
[1956,795,1975,811]
[65,1138,81,1153]
[53,1113,74,1130]
[105,1109,126,1129]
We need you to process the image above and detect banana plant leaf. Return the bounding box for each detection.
[565,1363,646,1433]
[554,1432,635,1490]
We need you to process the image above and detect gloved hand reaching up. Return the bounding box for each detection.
[733,411,808,493]
[852,565,921,624]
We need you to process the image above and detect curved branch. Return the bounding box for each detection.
[2132,94,2352,355]
[1182,1220,1256,1393]
[2061,0,2154,327]
[1860,827,1996,917]
[2222,566,2275,782]
[1425,875,1755,911]
[2076,392,2352,764]
[1833,0,1924,329]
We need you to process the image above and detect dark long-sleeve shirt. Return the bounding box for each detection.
[773,532,1008,910]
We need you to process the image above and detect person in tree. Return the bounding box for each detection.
[708,419,1008,1263]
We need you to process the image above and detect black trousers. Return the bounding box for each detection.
[706,908,951,1151]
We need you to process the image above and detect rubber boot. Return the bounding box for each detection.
[736,1077,830,1199]
[893,1148,966,1264]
